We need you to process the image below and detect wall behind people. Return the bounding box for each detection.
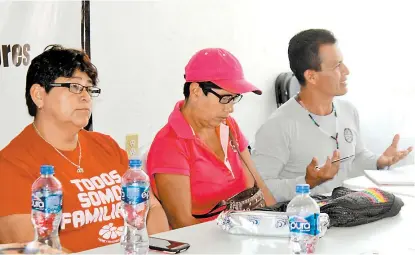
[0,1,82,149]
[91,0,415,164]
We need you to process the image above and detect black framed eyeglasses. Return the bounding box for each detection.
[201,87,243,104]
[49,83,101,97]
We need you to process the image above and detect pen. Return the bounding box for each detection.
[315,155,355,169]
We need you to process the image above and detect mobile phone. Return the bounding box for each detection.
[149,236,190,254]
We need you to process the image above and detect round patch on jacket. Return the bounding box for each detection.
[344,128,353,143]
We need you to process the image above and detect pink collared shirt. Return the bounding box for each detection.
[147,100,249,221]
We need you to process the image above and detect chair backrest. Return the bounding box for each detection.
[275,72,301,107]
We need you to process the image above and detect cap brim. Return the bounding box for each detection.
[213,79,262,95]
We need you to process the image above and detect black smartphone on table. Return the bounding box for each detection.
[149,237,190,254]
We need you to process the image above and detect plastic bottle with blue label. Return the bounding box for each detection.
[121,159,150,255]
[287,184,320,254]
[31,165,63,250]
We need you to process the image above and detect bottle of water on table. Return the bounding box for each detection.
[31,165,63,250]
[121,159,150,255]
[287,184,320,254]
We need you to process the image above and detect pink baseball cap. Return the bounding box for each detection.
[184,48,262,95]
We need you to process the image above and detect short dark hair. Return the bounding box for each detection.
[183,81,221,99]
[288,29,337,85]
[25,44,98,117]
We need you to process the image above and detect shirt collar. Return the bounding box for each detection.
[168,100,195,139]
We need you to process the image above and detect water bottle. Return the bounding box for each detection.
[286,184,320,254]
[31,165,63,250]
[121,159,150,255]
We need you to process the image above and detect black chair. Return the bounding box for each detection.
[275,72,300,107]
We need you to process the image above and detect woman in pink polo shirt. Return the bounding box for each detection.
[146,48,276,229]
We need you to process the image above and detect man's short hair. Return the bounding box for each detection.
[288,29,337,85]
[25,45,98,117]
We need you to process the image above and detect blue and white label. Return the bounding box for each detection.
[289,213,320,236]
[247,215,261,225]
[31,191,63,214]
[121,184,149,205]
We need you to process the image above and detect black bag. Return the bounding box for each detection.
[275,72,301,107]
[257,187,404,227]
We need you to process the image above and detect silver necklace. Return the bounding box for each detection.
[32,123,84,173]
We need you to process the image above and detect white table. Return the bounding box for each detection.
[79,196,415,254]
[343,175,415,198]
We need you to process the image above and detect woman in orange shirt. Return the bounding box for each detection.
[0,45,169,252]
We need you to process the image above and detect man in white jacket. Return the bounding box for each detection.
[252,29,412,202]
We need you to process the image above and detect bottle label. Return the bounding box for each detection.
[31,190,63,214]
[121,184,149,205]
[289,213,320,236]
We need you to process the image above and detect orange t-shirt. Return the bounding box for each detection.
[0,124,129,252]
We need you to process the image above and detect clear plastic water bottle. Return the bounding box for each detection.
[286,184,320,254]
[121,159,150,255]
[31,165,63,250]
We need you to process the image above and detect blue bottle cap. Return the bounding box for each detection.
[40,165,55,175]
[296,184,310,194]
[129,159,142,168]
